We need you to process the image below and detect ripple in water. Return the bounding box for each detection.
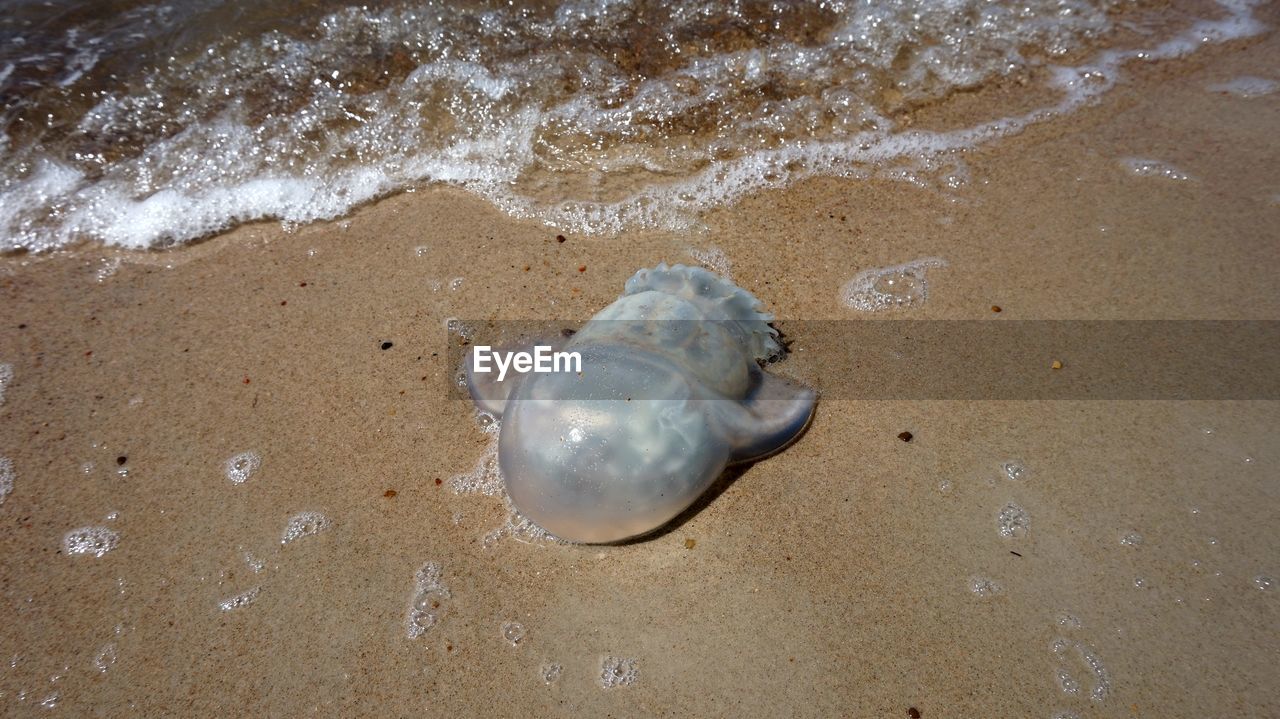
[63,526,120,557]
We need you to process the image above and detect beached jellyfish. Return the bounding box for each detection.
[467,264,816,543]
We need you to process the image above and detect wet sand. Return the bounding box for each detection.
[1,23,1279,718]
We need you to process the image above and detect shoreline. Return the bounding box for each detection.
[0,12,1278,718]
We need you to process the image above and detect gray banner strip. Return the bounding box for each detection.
[446,320,1280,400]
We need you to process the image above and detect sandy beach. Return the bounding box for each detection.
[1,5,1279,717]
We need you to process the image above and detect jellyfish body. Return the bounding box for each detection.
[468,264,815,543]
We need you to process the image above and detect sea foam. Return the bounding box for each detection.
[0,0,1266,251]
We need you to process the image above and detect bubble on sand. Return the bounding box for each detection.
[687,246,732,277]
[1056,668,1081,696]
[475,410,498,432]
[281,511,331,544]
[1133,576,1147,588]
[937,479,953,494]
[1119,531,1143,547]
[1051,712,1082,719]
[63,527,120,557]
[0,363,12,404]
[1001,460,1029,481]
[450,433,505,496]
[540,663,563,685]
[1076,642,1111,701]
[407,561,450,640]
[483,497,564,548]
[92,643,117,673]
[501,621,526,646]
[0,456,14,505]
[414,246,429,257]
[244,551,265,573]
[224,451,261,484]
[599,656,639,688]
[218,586,261,611]
[841,257,947,312]
[1055,613,1082,630]
[969,576,1003,597]
[1208,76,1277,97]
[1254,574,1275,591]
[450,277,464,291]
[1122,158,1192,181]
[997,502,1030,538]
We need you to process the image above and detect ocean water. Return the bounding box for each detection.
[0,0,1265,251]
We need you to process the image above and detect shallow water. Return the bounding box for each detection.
[1,0,1267,249]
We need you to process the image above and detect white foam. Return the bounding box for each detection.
[1208,76,1278,97]
[0,0,1265,250]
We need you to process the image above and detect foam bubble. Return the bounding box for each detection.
[687,247,732,278]
[840,257,948,312]
[0,363,12,404]
[501,621,526,647]
[1254,574,1275,591]
[1001,460,1029,481]
[969,576,1003,597]
[280,511,331,544]
[997,502,1030,538]
[224,451,261,484]
[1119,531,1143,547]
[1056,668,1081,696]
[540,663,563,685]
[244,551,265,573]
[0,456,13,505]
[218,586,261,611]
[62,526,120,557]
[92,643,117,673]
[1122,158,1193,181]
[599,656,639,688]
[406,561,450,640]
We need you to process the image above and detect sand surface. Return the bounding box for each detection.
[1,19,1278,719]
